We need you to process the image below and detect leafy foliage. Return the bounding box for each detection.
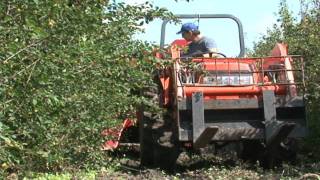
[252,0,320,151]
[0,0,174,174]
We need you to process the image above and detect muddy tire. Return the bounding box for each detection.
[139,111,156,166]
[262,138,298,168]
[278,138,298,162]
[239,140,265,162]
[239,139,298,168]
[139,85,179,170]
[139,85,159,167]
[152,110,179,171]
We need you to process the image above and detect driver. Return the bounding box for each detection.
[177,22,218,57]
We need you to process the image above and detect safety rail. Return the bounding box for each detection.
[175,55,305,88]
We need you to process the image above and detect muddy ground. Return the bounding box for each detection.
[96,146,320,180]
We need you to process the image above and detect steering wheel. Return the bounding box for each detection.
[189,51,227,58]
[207,52,227,58]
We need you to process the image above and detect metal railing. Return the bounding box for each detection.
[176,56,305,90]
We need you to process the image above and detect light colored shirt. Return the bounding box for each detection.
[185,36,217,57]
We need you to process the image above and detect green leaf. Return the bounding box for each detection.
[32,99,38,106]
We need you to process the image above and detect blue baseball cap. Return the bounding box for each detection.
[177,23,199,34]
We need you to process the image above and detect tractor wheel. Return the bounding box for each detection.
[239,139,298,168]
[262,138,298,168]
[278,138,298,163]
[238,140,265,163]
[139,85,179,170]
[139,111,156,166]
[152,109,179,171]
[139,85,159,167]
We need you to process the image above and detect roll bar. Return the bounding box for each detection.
[160,14,246,57]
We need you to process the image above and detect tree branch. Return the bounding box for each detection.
[2,41,42,64]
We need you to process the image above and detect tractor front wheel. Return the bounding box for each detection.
[139,111,156,166]
[152,110,179,170]
[139,86,179,170]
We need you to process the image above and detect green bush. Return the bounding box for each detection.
[0,0,174,174]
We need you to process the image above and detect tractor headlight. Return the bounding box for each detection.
[202,74,253,85]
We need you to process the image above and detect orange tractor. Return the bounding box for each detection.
[104,14,306,169]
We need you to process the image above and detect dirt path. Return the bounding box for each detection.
[98,148,320,180]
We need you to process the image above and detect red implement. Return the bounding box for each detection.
[101,119,134,150]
